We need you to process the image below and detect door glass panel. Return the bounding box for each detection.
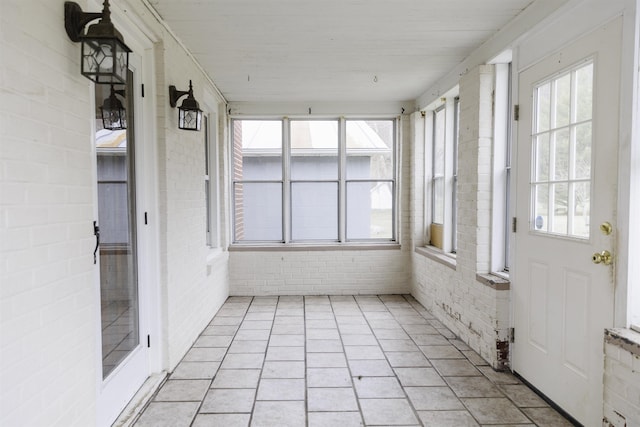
[95,74,139,379]
[531,61,593,239]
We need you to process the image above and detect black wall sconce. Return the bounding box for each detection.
[64,0,131,84]
[100,85,127,130]
[169,80,203,131]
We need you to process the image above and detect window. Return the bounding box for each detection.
[427,97,457,253]
[204,113,220,247]
[531,62,593,239]
[232,118,397,244]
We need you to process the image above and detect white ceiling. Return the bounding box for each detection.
[148,0,534,103]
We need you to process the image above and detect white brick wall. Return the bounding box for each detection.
[1,1,97,425]
[603,330,640,427]
[142,7,230,371]
[411,65,511,369]
[1,0,231,424]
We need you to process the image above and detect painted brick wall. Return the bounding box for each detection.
[411,65,511,369]
[229,116,412,296]
[143,8,230,370]
[603,330,640,427]
[0,0,98,425]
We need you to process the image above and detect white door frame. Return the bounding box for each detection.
[89,1,162,425]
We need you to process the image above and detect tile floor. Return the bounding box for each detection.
[133,295,573,426]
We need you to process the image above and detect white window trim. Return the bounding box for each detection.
[230,116,399,245]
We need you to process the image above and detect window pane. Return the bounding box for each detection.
[346,181,393,239]
[572,182,590,237]
[554,128,570,180]
[536,82,551,133]
[535,133,550,181]
[234,182,282,241]
[433,177,444,224]
[433,109,445,176]
[346,120,393,180]
[534,184,549,232]
[291,120,338,180]
[291,182,338,240]
[575,63,593,122]
[233,120,282,180]
[554,73,571,128]
[574,122,591,179]
[551,183,568,234]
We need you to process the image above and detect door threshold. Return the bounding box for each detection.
[112,372,168,427]
[513,371,583,427]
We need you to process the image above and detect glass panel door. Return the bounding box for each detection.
[94,72,139,379]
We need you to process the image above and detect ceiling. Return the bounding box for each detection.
[148,0,534,104]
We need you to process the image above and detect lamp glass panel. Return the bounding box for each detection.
[82,38,128,85]
[179,108,202,131]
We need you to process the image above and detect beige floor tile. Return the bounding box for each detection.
[405,386,465,411]
[340,334,378,346]
[134,402,199,427]
[431,359,481,376]
[372,328,411,340]
[394,367,446,386]
[348,359,394,377]
[385,351,431,368]
[234,329,271,341]
[193,335,233,348]
[521,407,574,426]
[268,334,304,346]
[265,346,305,361]
[251,401,305,427]
[307,411,363,427]
[462,397,531,424]
[192,413,250,427]
[445,376,504,398]
[212,369,260,388]
[499,384,549,407]
[306,339,344,352]
[257,378,305,400]
[306,328,340,340]
[200,388,256,413]
[182,347,226,362]
[228,340,268,354]
[420,344,464,359]
[154,380,210,402]
[307,367,352,387]
[261,361,305,379]
[244,312,275,321]
[238,320,273,330]
[201,325,239,335]
[307,352,347,368]
[353,376,404,398]
[271,324,305,334]
[410,333,450,345]
[220,353,265,369]
[308,387,358,411]
[359,398,419,425]
[380,339,420,352]
[418,410,479,426]
[171,361,220,379]
[344,345,385,360]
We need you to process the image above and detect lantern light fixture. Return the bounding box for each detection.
[64,0,131,85]
[100,85,127,130]
[169,80,203,131]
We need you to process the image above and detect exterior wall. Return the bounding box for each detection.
[411,65,510,369]
[0,1,98,425]
[229,116,412,295]
[603,329,640,426]
[0,1,230,426]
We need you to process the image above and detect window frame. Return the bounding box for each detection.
[426,96,457,254]
[204,112,221,248]
[231,116,399,245]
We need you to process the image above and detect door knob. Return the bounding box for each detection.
[592,250,612,265]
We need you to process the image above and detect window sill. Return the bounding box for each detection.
[229,243,401,252]
[476,273,510,291]
[415,246,456,270]
[605,328,640,357]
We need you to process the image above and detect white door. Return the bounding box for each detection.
[513,18,622,426]
[93,54,150,427]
